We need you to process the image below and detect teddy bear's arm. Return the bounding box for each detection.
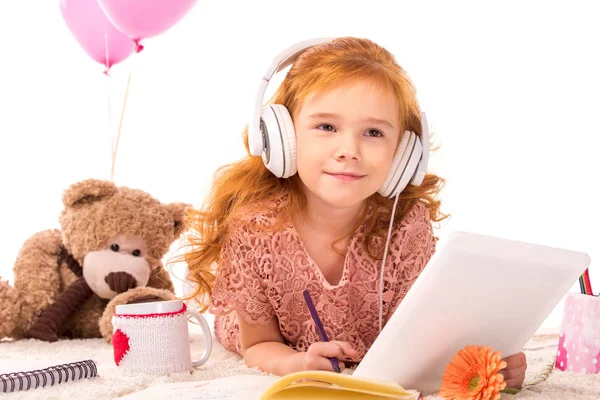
[27,276,93,342]
[5,230,64,338]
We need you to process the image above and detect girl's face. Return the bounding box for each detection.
[294,80,401,209]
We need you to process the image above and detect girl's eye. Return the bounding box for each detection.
[317,124,336,132]
[365,129,383,138]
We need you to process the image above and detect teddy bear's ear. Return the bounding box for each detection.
[62,179,118,208]
[166,202,189,238]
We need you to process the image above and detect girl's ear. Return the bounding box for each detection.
[62,179,117,208]
[166,202,190,238]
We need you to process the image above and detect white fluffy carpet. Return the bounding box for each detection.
[1,322,599,399]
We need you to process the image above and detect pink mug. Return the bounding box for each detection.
[112,300,212,374]
[555,292,600,374]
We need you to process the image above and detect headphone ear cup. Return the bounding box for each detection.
[378,131,422,198]
[379,131,410,198]
[260,104,297,178]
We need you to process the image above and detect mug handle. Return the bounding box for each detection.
[186,307,213,367]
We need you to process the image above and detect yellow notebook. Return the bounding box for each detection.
[260,370,420,400]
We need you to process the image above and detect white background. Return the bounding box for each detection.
[0,0,598,334]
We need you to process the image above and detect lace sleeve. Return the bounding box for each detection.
[388,202,437,314]
[209,221,276,325]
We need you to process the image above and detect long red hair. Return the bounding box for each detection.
[179,37,448,311]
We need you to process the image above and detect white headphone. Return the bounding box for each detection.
[247,37,430,199]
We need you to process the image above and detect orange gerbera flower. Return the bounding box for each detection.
[438,345,508,400]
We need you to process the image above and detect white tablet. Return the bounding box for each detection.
[353,230,591,395]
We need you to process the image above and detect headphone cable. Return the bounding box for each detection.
[379,192,400,333]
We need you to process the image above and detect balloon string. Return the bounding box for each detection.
[105,27,115,182]
[107,73,113,181]
[111,58,134,182]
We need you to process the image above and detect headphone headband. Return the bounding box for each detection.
[248,38,334,156]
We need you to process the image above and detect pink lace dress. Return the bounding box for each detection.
[209,200,437,364]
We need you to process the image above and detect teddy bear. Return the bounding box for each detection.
[0,178,189,343]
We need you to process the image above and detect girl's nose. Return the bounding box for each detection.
[334,132,360,161]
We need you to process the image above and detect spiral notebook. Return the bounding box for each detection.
[0,359,97,393]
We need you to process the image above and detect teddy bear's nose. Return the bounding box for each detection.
[104,271,138,293]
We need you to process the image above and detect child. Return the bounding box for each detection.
[183,37,526,388]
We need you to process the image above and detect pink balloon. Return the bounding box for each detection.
[60,0,136,73]
[98,0,197,50]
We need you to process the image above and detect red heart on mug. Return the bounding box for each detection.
[112,329,130,366]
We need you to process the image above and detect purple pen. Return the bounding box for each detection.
[302,289,341,373]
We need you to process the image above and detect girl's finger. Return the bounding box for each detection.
[503,377,524,390]
[331,340,358,357]
[308,342,346,358]
[500,363,527,380]
[502,352,526,368]
[305,352,338,372]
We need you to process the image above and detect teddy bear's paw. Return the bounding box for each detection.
[99,287,177,342]
[27,322,59,342]
[0,280,21,338]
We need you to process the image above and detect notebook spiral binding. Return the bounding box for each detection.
[1,359,97,393]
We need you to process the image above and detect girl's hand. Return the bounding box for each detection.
[302,341,358,372]
[500,352,527,389]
